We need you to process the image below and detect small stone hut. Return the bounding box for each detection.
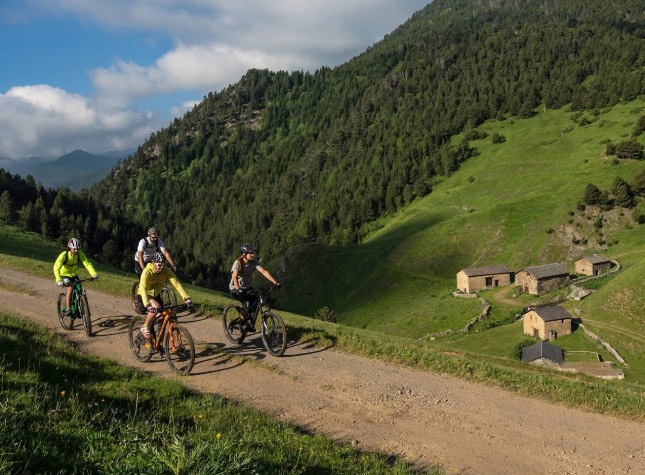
[523,306,572,340]
[575,254,611,276]
[515,263,569,296]
[521,341,564,365]
[456,265,512,293]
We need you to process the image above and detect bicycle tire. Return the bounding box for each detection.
[261,311,287,357]
[131,282,146,315]
[79,293,92,337]
[222,304,246,344]
[161,285,178,307]
[57,292,73,330]
[128,315,153,362]
[164,324,195,375]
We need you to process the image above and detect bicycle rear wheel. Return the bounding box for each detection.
[261,311,287,357]
[131,282,145,315]
[78,294,92,337]
[164,324,195,375]
[57,293,74,330]
[128,315,153,362]
[222,304,246,344]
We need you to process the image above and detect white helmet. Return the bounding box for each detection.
[68,238,81,250]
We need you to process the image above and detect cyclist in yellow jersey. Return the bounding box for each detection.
[138,252,191,339]
[53,238,99,317]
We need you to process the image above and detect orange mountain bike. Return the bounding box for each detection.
[128,303,195,375]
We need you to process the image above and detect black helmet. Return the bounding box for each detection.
[147,227,159,237]
[150,252,165,263]
[240,243,255,254]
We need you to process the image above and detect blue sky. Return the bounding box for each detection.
[0,0,429,160]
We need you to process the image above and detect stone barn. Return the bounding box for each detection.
[515,263,569,296]
[456,265,512,293]
[523,306,572,340]
[575,254,611,276]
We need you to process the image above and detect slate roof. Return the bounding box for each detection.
[522,341,564,364]
[460,265,511,277]
[523,263,568,279]
[531,306,573,322]
[579,254,610,264]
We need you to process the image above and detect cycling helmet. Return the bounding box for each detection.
[147,227,159,237]
[240,243,255,254]
[150,252,165,263]
[68,238,81,250]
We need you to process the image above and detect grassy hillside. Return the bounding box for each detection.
[280,100,645,325]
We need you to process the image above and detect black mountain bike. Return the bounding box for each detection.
[57,277,97,337]
[222,285,287,356]
[131,281,177,314]
[128,303,195,375]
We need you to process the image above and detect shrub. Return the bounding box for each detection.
[314,306,337,323]
[491,132,506,144]
[615,140,644,160]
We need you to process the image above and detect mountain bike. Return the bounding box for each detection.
[57,277,97,337]
[131,281,177,314]
[128,303,195,375]
[222,285,287,356]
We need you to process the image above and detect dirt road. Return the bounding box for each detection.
[1,267,644,475]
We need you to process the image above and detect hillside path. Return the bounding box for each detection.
[2,267,645,475]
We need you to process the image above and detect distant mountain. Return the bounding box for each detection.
[8,149,133,191]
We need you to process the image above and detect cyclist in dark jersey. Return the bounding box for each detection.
[229,243,280,329]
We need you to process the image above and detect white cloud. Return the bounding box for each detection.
[0,85,159,158]
[1,0,428,159]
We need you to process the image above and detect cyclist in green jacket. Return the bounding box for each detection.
[138,252,191,339]
[53,238,99,317]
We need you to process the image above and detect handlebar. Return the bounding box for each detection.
[156,303,194,314]
[63,277,97,287]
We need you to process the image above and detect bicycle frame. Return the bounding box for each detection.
[243,287,273,325]
[64,279,91,315]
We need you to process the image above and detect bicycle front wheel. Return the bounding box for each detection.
[57,293,73,330]
[78,294,92,337]
[261,311,287,357]
[222,304,246,344]
[164,324,195,375]
[128,315,153,362]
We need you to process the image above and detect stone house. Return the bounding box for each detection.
[523,306,572,340]
[521,341,564,365]
[515,263,569,296]
[456,265,512,293]
[575,254,611,276]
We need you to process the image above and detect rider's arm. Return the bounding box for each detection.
[161,248,175,268]
[136,238,146,270]
[53,251,66,282]
[257,266,278,286]
[137,250,146,270]
[79,251,98,277]
[138,269,152,307]
[168,273,190,301]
